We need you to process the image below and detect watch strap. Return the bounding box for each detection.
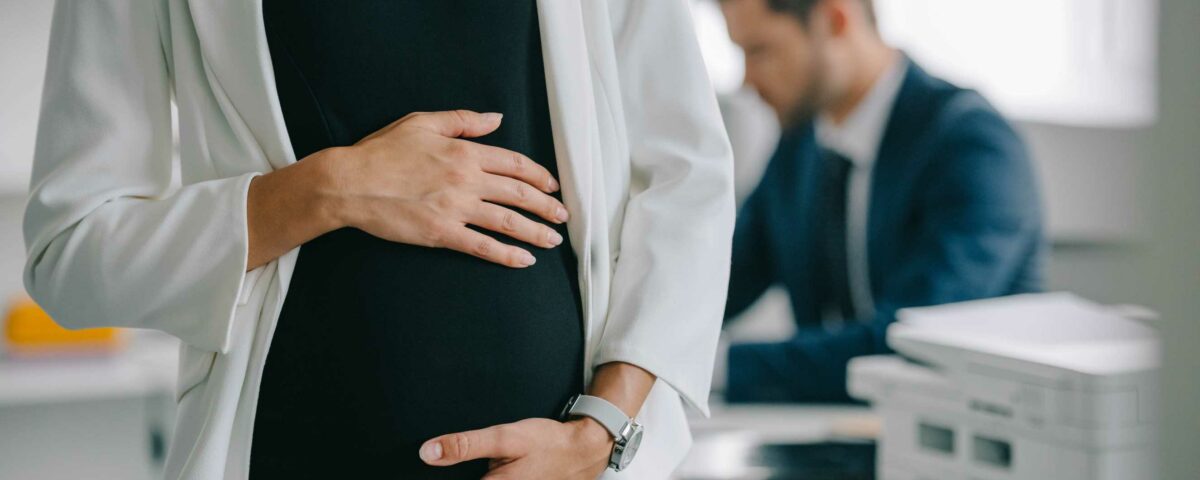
[564,394,630,439]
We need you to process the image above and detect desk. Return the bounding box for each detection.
[677,403,879,479]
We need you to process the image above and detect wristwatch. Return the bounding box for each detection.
[559,394,645,472]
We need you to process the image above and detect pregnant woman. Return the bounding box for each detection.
[250,1,589,477]
[24,1,734,478]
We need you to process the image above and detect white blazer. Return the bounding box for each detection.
[23,1,735,478]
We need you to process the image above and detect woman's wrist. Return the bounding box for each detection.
[562,362,656,469]
[245,147,349,270]
[305,146,354,232]
[567,417,615,465]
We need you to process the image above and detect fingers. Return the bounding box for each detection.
[440,225,538,268]
[469,203,564,249]
[420,424,526,466]
[473,142,560,193]
[407,109,504,138]
[478,175,570,225]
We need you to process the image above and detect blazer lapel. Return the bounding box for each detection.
[534,0,594,267]
[184,0,305,359]
[534,0,596,354]
[185,0,296,171]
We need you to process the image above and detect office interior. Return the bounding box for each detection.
[0,0,1196,478]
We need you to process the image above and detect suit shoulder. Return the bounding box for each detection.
[908,71,1035,182]
[918,77,1020,148]
[890,64,1022,158]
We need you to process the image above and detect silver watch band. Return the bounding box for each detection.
[564,394,630,438]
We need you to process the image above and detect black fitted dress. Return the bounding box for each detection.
[250,2,585,478]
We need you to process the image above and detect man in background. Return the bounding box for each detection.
[719,0,1044,402]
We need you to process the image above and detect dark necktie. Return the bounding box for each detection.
[816,149,857,322]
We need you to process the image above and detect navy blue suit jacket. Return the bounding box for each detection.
[724,60,1045,403]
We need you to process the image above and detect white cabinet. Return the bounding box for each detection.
[0,331,179,479]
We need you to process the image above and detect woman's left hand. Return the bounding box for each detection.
[419,417,614,479]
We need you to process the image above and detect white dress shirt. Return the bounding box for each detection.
[814,54,907,324]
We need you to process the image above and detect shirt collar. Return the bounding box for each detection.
[815,54,907,167]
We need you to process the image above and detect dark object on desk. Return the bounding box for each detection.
[750,442,876,480]
[679,440,876,480]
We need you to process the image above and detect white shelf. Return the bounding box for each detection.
[0,331,178,407]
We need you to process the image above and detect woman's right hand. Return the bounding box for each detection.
[325,109,570,267]
[246,109,569,271]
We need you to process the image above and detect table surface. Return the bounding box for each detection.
[679,402,879,479]
[691,402,877,443]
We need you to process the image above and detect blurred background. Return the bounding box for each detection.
[1,0,1196,479]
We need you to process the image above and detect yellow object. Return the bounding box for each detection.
[4,294,122,355]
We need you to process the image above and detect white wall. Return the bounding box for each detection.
[0,196,28,326]
[0,0,53,194]
[1144,0,1200,476]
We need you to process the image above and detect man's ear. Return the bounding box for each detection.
[817,0,853,38]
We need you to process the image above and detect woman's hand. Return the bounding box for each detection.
[418,417,613,480]
[417,363,657,479]
[324,110,570,267]
[246,109,569,270]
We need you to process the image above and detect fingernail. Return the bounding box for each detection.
[483,112,503,123]
[419,441,443,462]
[548,177,560,192]
[520,252,537,266]
[548,231,563,246]
[556,207,569,223]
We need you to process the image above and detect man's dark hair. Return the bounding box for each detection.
[762,0,877,25]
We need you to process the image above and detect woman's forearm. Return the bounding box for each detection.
[588,362,656,417]
[245,148,345,271]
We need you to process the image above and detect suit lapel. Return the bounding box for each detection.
[790,128,826,324]
[534,0,597,373]
[185,0,296,171]
[534,0,594,267]
[867,58,932,291]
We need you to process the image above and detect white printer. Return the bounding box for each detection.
[848,293,1160,480]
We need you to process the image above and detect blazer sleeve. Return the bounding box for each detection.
[22,1,262,354]
[593,0,737,417]
[727,100,1044,403]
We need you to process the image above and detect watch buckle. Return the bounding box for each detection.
[558,394,580,421]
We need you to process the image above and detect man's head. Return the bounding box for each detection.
[720,0,882,128]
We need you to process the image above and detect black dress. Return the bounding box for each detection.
[250,2,585,478]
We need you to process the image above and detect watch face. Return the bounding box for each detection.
[617,427,644,470]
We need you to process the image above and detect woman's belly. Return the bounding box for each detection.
[251,223,584,477]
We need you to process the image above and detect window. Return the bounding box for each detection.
[691,0,1159,127]
[876,0,1158,127]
